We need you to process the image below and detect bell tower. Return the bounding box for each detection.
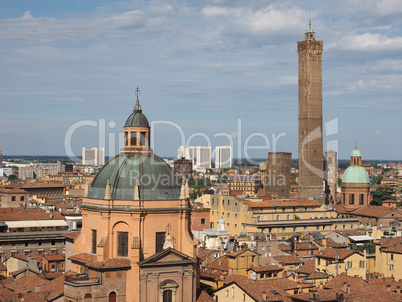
[297,22,324,202]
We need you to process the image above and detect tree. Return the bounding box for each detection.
[8,174,17,181]
[337,178,342,187]
[375,175,383,185]
[370,186,395,206]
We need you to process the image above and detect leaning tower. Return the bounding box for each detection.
[297,23,324,202]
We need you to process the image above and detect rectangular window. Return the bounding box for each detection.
[92,229,97,254]
[156,232,165,254]
[200,218,206,225]
[130,132,137,146]
[359,194,364,205]
[349,194,354,205]
[140,131,146,146]
[118,232,128,256]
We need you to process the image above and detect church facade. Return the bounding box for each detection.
[64,91,198,302]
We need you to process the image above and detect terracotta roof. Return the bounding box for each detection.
[349,206,393,218]
[320,238,348,249]
[225,249,260,258]
[0,207,64,221]
[69,253,131,269]
[306,271,329,280]
[334,230,365,237]
[295,259,315,275]
[0,284,12,302]
[380,236,402,254]
[5,274,47,292]
[10,267,40,277]
[0,188,28,194]
[279,242,318,252]
[347,292,402,302]
[222,274,298,302]
[323,275,367,290]
[62,231,80,240]
[0,262,7,271]
[197,248,216,261]
[247,265,283,273]
[68,253,96,264]
[291,288,351,302]
[206,256,228,272]
[273,255,304,265]
[196,290,215,302]
[43,254,64,261]
[315,248,360,261]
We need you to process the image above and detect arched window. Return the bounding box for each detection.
[84,293,92,300]
[20,196,24,201]
[159,280,178,302]
[109,292,117,302]
[11,196,16,201]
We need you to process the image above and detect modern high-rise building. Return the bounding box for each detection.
[177,146,195,165]
[82,147,105,166]
[297,23,324,203]
[215,146,232,169]
[196,146,211,168]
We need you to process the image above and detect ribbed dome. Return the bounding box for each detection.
[87,153,180,200]
[124,99,150,127]
[342,166,369,184]
[125,111,149,127]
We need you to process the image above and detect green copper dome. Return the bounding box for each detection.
[342,166,369,184]
[87,153,180,200]
[125,100,150,128]
[351,148,361,157]
[306,25,314,33]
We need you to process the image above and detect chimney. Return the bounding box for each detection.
[22,286,27,294]
[262,291,267,300]
[35,284,41,293]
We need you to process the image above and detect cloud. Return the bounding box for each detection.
[330,33,402,52]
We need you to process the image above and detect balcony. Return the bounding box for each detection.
[64,274,101,287]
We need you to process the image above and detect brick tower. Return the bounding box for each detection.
[297,23,324,202]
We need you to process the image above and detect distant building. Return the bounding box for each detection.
[265,152,291,198]
[325,150,338,204]
[339,147,370,210]
[174,157,193,179]
[177,146,195,165]
[215,146,232,169]
[81,147,105,166]
[0,150,2,167]
[196,146,212,168]
[19,164,59,179]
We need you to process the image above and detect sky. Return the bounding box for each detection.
[0,0,401,161]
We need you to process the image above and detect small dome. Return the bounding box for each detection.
[306,25,314,33]
[351,148,361,157]
[342,166,369,184]
[218,218,225,225]
[125,100,149,127]
[87,153,180,200]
